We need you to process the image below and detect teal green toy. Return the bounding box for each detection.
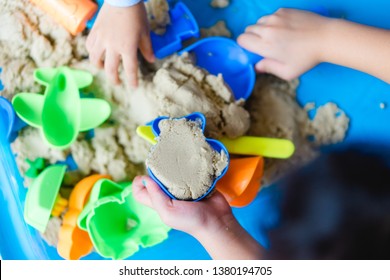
[77,179,170,260]
[24,164,67,233]
[12,67,111,150]
[25,158,46,178]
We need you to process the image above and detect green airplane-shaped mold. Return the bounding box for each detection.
[12,67,111,149]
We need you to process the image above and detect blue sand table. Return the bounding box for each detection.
[1,0,389,259]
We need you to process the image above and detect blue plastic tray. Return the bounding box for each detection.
[1,0,390,259]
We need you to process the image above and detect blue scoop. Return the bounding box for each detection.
[180,37,262,100]
[179,7,328,101]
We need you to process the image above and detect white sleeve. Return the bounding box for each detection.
[105,0,142,7]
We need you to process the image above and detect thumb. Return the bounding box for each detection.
[255,59,292,80]
[142,176,173,212]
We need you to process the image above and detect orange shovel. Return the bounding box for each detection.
[57,174,111,260]
[216,156,264,207]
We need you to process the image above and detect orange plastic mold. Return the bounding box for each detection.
[216,156,264,207]
[57,174,111,260]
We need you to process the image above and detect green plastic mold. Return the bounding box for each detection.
[12,67,111,150]
[78,179,170,260]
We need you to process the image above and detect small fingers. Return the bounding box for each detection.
[104,50,121,84]
[122,50,139,88]
[141,176,174,213]
[132,176,153,208]
[244,24,263,36]
[237,32,269,57]
[257,15,270,25]
[86,31,105,69]
[88,46,105,69]
[86,31,97,52]
[139,32,155,63]
[255,58,296,80]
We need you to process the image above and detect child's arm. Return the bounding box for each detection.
[237,8,390,84]
[86,0,155,87]
[132,176,264,259]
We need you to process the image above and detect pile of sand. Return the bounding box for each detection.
[0,0,349,248]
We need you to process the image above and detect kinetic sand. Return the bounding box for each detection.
[147,118,228,200]
[210,0,230,9]
[0,0,349,247]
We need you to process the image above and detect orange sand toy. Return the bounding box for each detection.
[57,174,111,260]
[30,0,98,35]
[216,156,264,207]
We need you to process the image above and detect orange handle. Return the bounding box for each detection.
[30,0,98,35]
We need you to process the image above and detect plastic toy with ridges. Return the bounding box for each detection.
[29,0,98,35]
[24,164,67,233]
[77,179,171,260]
[147,112,229,201]
[12,67,111,150]
[51,194,68,217]
[151,2,200,59]
[216,156,264,207]
[57,174,111,260]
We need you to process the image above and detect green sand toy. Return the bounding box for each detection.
[25,157,46,178]
[24,165,67,233]
[12,67,111,150]
[78,179,170,260]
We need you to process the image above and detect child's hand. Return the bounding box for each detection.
[86,2,155,87]
[133,176,264,259]
[237,8,331,80]
[132,176,234,238]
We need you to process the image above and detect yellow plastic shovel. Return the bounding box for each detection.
[136,125,295,159]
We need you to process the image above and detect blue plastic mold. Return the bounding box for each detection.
[147,112,229,201]
[151,2,199,58]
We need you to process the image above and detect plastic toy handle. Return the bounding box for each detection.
[137,125,157,145]
[220,136,295,159]
[137,125,295,159]
[244,49,263,66]
[29,0,98,35]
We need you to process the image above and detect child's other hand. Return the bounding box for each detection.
[86,2,155,87]
[237,8,330,80]
[132,176,234,238]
